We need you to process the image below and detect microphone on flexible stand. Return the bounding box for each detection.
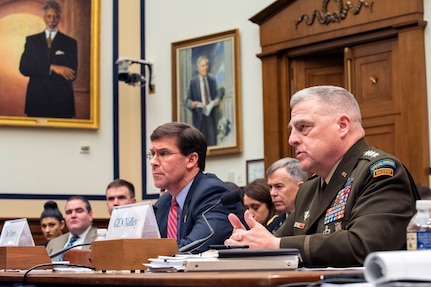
[49,243,92,259]
[178,191,243,253]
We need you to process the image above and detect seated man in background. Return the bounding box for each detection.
[47,195,97,261]
[225,85,418,267]
[266,157,307,232]
[150,122,244,253]
[105,178,137,215]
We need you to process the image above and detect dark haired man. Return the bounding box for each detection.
[106,179,137,215]
[46,195,96,261]
[150,122,243,253]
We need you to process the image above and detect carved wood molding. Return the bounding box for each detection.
[295,0,374,28]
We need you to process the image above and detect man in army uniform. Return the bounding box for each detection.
[225,85,418,267]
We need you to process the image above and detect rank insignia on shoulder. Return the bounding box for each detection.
[363,150,379,158]
[369,159,396,178]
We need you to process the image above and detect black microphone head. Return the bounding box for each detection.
[220,190,242,206]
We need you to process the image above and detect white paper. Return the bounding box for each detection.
[364,250,431,284]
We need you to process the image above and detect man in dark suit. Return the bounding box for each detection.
[150,122,243,253]
[19,0,77,118]
[185,56,220,146]
[46,195,97,261]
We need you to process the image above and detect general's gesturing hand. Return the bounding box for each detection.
[225,210,281,249]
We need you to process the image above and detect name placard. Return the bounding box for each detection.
[106,201,161,239]
[0,218,35,246]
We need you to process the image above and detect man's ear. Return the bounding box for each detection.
[186,152,199,168]
[338,114,350,137]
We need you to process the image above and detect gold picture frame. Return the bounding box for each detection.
[0,0,100,129]
[171,29,242,156]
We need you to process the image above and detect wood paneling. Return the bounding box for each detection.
[251,0,429,184]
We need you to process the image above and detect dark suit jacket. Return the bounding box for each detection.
[19,31,77,118]
[46,226,97,261]
[274,139,417,267]
[154,172,244,253]
[185,74,219,146]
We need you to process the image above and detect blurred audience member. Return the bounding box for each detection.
[40,200,65,244]
[243,178,280,233]
[417,183,431,200]
[267,157,308,225]
[106,178,137,215]
[46,195,97,261]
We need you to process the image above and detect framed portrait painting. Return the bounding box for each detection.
[0,0,100,129]
[172,29,242,156]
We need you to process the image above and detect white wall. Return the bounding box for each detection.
[144,0,275,193]
[0,1,114,218]
[0,0,274,217]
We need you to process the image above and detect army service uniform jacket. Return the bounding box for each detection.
[275,139,417,267]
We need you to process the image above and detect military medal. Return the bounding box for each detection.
[323,178,353,225]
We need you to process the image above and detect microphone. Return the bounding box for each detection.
[48,243,92,259]
[178,190,242,253]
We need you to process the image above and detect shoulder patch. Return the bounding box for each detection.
[369,159,397,178]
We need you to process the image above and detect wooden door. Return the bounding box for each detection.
[291,54,344,92]
[348,39,402,158]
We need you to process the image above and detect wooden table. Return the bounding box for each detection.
[0,269,364,287]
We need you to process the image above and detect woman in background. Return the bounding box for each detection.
[242,178,280,233]
[40,200,65,244]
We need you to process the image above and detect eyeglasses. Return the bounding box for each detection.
[146,150,180,160]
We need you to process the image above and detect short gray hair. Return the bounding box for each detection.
[266,157,307,182]
[290,85,362,126]
[42,1,62,15]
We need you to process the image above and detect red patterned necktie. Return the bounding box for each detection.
[203,77,210,105]
[167,197,178,239]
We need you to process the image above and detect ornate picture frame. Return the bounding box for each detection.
[0,0,100,129]
[171,29,242,156]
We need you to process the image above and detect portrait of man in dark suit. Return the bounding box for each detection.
[185,55,220,146]
[174,30,241,153]
[19,0,77,118]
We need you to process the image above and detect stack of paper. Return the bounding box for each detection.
[145,248,300,272]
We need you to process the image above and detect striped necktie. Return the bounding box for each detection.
[58,234,79,261]
[167,197,178,240]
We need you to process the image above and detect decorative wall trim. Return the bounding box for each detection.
[295,0,374,28]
